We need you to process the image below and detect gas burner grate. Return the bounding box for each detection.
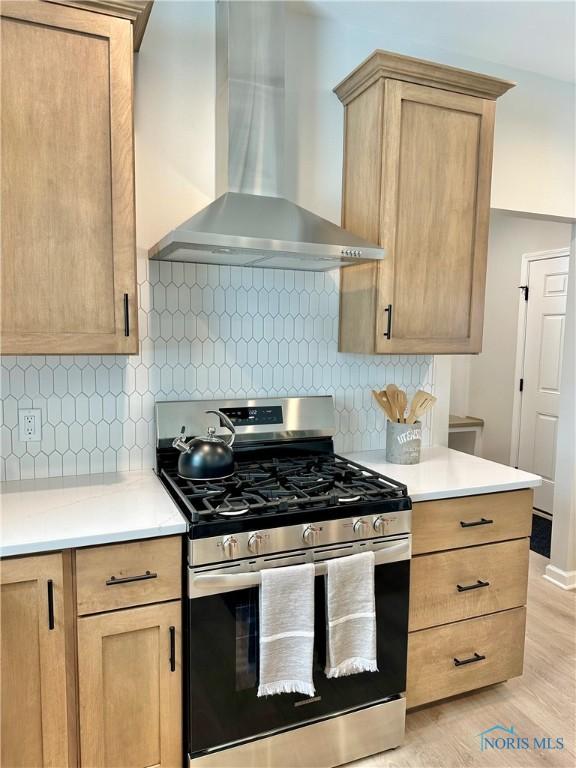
[159,452,407,527]
[207,493,265,517]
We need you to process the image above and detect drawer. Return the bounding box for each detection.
[407,607,526,708]
[412,489,533,555]
[409,538,529,630]
[76,536,181,615]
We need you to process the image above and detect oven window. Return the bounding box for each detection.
[235,593,259,691]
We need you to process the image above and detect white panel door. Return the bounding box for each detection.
[518,256,569,513]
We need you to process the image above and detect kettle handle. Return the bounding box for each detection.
[205,410,236,448]
[172,426,191,453]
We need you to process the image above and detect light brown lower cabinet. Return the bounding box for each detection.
[0,553,73,768]
[0,537,183,768]
[77,600,182,768]
[406,490,533,709]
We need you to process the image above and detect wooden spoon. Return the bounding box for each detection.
[372,390,396,422]
[406,390,437,424]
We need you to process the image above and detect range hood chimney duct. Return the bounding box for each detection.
[216,0,286,198]
[149,1,385,271]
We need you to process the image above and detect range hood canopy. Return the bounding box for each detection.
[149,1,384,272]
[149,192,383,271]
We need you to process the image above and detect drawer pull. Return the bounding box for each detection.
[169,626,176,672]
[456,579,490,592]
[459,517,493,528]
[106,570,158,586]
[454,652,486,667]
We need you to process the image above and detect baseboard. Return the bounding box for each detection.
[543,564,576,590]
[532,508,552,520]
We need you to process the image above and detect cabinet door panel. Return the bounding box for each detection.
[376,81,494,354]
[77,601,182,768]
[1,554,70,768]
[0,1,137,354]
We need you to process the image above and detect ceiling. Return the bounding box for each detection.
[301,1,576,83]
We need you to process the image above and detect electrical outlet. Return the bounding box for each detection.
[18,408,42,442]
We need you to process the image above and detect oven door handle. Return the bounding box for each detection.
[189,538,411,597]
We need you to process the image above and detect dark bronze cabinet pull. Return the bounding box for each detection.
[457,579,490,592]
[169,626,176,672]
[123,293,130,337]
[106,570,158,586]
[460,517,493,528]
[454,652,486,667]
[383,304,393,339]
[47,579,55,630]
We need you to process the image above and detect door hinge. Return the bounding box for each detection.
[519,285,529,301]
[519,378,524,392]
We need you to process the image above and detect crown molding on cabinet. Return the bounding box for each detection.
[43,0,153,50]
[334,49,516,104]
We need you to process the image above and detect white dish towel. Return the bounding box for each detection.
[325,550,378,678]
[258,562,315,697]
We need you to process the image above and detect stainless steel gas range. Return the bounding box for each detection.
[156,396,411,768]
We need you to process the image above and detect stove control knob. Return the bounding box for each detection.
[222,536,239,559]
[353,518,370,536]
[373,516,387,533]
[302,525,321,546]
[248,532,265,555]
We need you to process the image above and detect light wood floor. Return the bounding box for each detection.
[353,552,576,768]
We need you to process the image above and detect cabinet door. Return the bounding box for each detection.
[77,601,182,768]
[1,553,70,768]
[0,0,137,354]
[375,80,494,354]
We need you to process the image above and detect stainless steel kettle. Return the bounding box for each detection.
[172,410,236,481]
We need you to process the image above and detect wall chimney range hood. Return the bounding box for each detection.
[149,1,384,272]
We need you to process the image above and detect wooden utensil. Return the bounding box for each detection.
[385,384,401,422]
[372,390,396,422]
[396,389,408,423]
[406,390,437,424]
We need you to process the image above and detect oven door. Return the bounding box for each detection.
[187,537,410,760]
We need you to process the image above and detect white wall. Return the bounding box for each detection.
[449,356,471,417]
[546,227,576,589]
[134,0,215,249]
[490,74,575,219]
[453,212,571,466]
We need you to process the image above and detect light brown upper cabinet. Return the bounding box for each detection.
[1,553,74,768]
[336,51,514,354]
[0,0,138,354]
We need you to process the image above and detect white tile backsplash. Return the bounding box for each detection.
[0,258,433,481]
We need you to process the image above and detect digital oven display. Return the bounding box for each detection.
[220,406,283,427]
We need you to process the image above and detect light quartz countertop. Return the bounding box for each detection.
[0,470,186,557]
[342,446,541,502]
